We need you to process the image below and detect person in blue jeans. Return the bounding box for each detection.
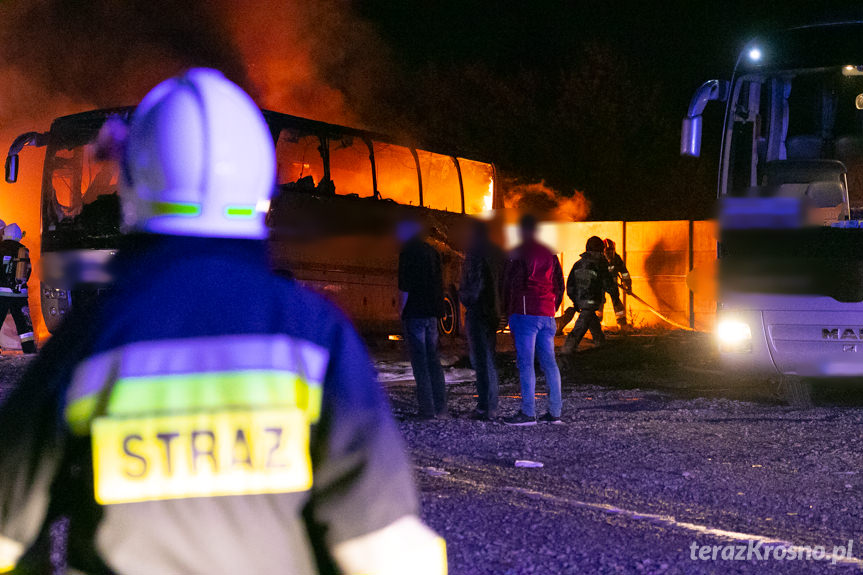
[502,215,565,425]
[459,219,505,420]
[398,218,449,419]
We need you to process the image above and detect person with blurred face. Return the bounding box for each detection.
[398,217,449,420]
[502,214,565,426]
[459,219,505,420]
[0,69,446,575]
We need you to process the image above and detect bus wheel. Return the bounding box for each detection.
[439,294,457,336]
[781,375,814,408]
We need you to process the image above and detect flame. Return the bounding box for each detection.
[484,177,495,212]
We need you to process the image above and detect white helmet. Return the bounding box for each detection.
[3,223,22,242]
[122,68,275,239]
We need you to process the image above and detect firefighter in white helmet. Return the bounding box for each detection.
[0,223,35,354]
[0,68,446,575]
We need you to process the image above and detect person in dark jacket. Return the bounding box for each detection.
[398,217,449,420]
[502,214,565,426]
[0,223,35,353]
[0,69,446,575]
[459,219,505,420]
[562,236,614,355]
[604,238,631,327]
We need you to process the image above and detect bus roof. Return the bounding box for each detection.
[49,106,495,167]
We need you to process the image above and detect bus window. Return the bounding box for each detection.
[329,136,374,197]
[276,129,324,186]
[51,148,84,218]
[417,150,461,212]
[373,142,419,205]
[459,158,494,214]
[49,145,118,220]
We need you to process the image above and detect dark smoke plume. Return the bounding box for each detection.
[0,0,393,129]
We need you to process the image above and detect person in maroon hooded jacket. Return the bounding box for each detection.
[502,214,565,425]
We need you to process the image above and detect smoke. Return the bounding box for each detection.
[503,179,591,222]
[214,0,394,125]
[0,0,396,130]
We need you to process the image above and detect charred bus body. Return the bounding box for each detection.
[682,22,863,404]
[6,108,501,337]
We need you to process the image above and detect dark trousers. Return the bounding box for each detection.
[466,310,499,416]
[0,296,36,354]
[562,310,604,354]
[608,285,627,325]
[404,317,447,417]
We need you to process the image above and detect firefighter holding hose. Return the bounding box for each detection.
[0,69,445,575]
[0,223,35,354]
[603,238,631,328]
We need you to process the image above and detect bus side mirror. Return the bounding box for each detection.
[681,116,703,157]
[5,131,49,185]
[680,79,730,158]
[5,155,18,184]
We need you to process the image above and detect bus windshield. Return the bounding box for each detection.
[42,129,122,251]
[724,66,863,218]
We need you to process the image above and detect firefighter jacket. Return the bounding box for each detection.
[0,239,30,297]
[0,235,446,575]
[567,251,614,312]
[607,252,631,292]
[502,240,564,317]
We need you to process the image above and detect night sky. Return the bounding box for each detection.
[4,1,863,222]
[354,1,863,220]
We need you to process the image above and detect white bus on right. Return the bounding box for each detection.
[682,22,863,406]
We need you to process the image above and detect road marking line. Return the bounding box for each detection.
[425,470,863,567]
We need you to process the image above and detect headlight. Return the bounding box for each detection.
[717,319,752,353]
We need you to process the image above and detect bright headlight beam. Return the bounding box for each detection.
[748,48,762,62]
[717,319,752,353]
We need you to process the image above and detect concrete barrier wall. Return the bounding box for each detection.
[513,220,717,331]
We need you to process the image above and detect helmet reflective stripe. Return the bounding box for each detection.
[122,68,275,239]
[149,201,202,217]
[224,205,256,218]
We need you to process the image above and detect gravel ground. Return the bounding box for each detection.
[5,333,863,574]
[0,353,34,401]
[389,331,863,574]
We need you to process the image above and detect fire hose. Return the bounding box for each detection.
[621,284,695,332]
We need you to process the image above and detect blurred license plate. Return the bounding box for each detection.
[92,408,312,504]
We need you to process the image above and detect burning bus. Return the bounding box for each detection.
[5,108,501,337]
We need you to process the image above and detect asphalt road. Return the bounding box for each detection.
[389,331,863,574]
